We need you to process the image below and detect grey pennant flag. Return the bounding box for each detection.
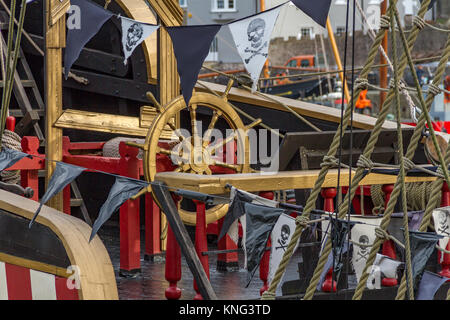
[29,162,85,228]
[90,176,149,241]
[416,270,448,300]
[0,147,31,172]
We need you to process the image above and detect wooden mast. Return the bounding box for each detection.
[45,0,70,211]
[326,18,351,104]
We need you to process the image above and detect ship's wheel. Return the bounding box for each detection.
[131,80,261,225]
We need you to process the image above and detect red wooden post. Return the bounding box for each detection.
[63,186,71,215]
[20,137,40,202]
[381,184,398,286]
[259,191,274,296]
[145,194,162,260]
[119,142,141,275]
[439,182,450,279]
[165,195,182,300]
[193,200,210,300]
[6,116,15,131]
[216,217,239,271]
[321,187,337,292]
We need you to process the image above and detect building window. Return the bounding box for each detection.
[336,27,346,36]
[206,37,219,61]
[300,27,313,39]
[212,0,236,12]
[335,0,347,5]
[179,0,187,7]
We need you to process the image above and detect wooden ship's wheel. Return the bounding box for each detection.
[131,83,262,225]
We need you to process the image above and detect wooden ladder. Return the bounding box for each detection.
[0,29,45,143]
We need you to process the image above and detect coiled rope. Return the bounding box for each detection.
[1,129,21,184]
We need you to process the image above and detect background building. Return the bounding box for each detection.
[180,0,260,63]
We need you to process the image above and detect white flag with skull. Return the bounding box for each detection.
[350,216,383,283]
[120,16,159,65]
[268,213,299,285]
[228,5,283,92]
[432,206,450,262]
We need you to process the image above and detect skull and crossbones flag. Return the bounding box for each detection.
[64,0,114,79]
[166,25,222,107]
[432,207,450,262]
[119,16,159,65]
[268,213,299,285]
[228,4,283,92]
[290,0,332,28]
[350,216,383,283]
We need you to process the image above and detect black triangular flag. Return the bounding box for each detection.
[29,162,85,227]
[64,0,113,79]
[244,202,285,286]
[409,230,443,290]
[89,177,149,241]
[166,25,222,106]
[291,0,332,28]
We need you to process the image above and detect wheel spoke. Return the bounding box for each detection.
[208,133,236,156]
[213,161,239,171]
[156,146,173,156]
[202,111,222,148]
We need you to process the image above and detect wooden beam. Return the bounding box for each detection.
[45,0,65,211]
[151,182,218,300]
[155,169,437,195]
[196,81,404,131]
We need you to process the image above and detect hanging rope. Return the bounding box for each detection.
[352,3,450,300]
[261,0,400,301]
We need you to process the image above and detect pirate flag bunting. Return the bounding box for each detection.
[228,5,282,92]
[29,162,85,228]
[244,202,285,287]
[218,187,278,241]
[119,16,159,65]
[64,0,114,79]
[90,177,149,241]
[409,230,443,290]
[432,207,450,262]
[268,213,299,285]
[166,25,222,107]
[0,147,31,172]
[416,270,448,300]
[350,216,383,283]
[290,0,332,28]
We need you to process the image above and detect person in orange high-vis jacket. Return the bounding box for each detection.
[355,89,372,114]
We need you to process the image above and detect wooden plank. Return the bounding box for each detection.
[54,109,174,139]
[155,170,437,195]
[151,182,218,300]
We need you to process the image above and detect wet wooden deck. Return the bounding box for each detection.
[97,225,301,300]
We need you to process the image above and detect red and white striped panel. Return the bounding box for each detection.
[0,261,79,300]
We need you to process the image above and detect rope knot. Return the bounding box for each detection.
[320,155,340,169]
[296,216,310,228]
[357,155,374,170]
[380,15,391,29]
[354,78,369,91]
[402,157,416,172]
[413,15,426,30]
[427,83,442,96]
[389,78,407,91]
[375,227,390,241]
[261,291,276,300]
